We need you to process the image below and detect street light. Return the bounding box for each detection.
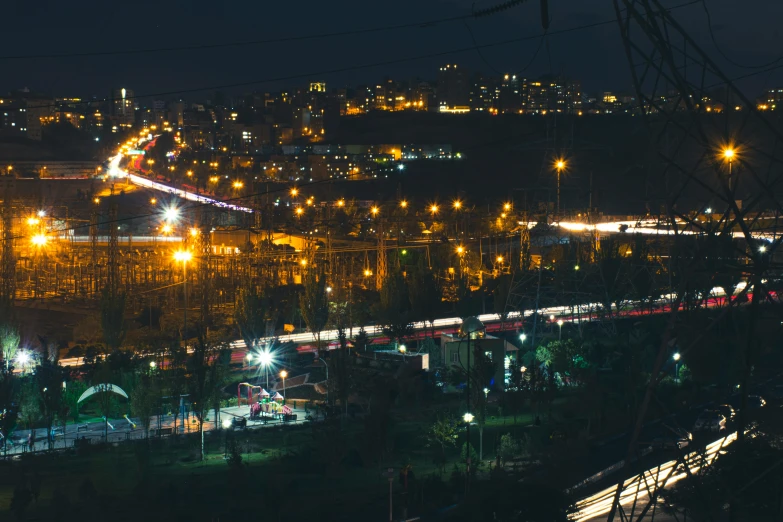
[429,204,439,215]
[280,370,288,400]
[555,158,567,219]
[673,352,681,384]
[452,199,462,210]
[31,234,47,247]
[371,206,379,216]
[232,181,244,189]
[174,250,192,337]
[503,202,511,211]
[163,206,179,223]
[456,246,465,255]
[399,200,408,209]
[222,418,232,429]
[290,188,299,197]
[149,361,156,369]
[557,319,564,340]
[459,316,485,477]
[259,349,273,388]
[519,333,527,342]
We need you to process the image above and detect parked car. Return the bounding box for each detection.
[651,426,692,450]
[693,410,726,433]
[716,404,736,423]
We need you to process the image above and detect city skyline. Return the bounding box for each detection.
[2,1,782,98]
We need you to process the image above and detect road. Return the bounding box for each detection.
[2,404,308,455]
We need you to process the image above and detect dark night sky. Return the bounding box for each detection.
[1,0,782,103]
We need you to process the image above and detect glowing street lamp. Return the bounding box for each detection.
[189,227,200,237]
[496,255,504,264]
[163,206,180,223]
[399,200,408,209]
[295,207,304,216]
[673,352,681,384]
[555,158,567,219]
[31,234,48,247]
[503,202,511,211]
[463,412,474,424]
[280,369,288,399]
[222,418,232,429]
[150,198,157,205]
[456,246,465,255]
[429,204,439,215]
[93,197,100,205]
[371,206,379,216]
[519,333,527,342]
[337,199,345,207]
[290,187,299,197]
[26,217,39,226]
[722,146,736,190]
[258,350,273,388]
[232,181,244,189]
[452,199,462,210]
[557,319,564,340]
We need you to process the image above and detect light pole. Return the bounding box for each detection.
[673,352,681,384]
[723,147,735,190]
[459,316,485,487]
[555,159,566,220]
[557,319,564,341]
[280,370,288,400]
[174,250,192,338]
[259,349,273,389]
[317,357,329,407]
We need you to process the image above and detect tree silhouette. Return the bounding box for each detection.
[374,266,413,347]
[299,267,329,352]
[100,288,127,352]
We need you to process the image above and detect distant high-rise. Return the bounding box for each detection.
[112,87,134,126]
[498,74,523,113]
[437,64,470,112]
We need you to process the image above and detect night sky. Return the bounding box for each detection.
[1,0,781,102]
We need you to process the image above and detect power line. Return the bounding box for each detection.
[0,0,531,62]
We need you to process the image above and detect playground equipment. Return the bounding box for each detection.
[238,382,295,421]
[237,382,269,407]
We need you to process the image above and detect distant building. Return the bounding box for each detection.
[498,74,523,113]
[111,87,135,126]
[437,64,470,112]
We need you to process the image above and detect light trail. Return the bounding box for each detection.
[107,154,253,213]
[571,432,738,521]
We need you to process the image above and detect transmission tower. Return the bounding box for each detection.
[107,204,119,296]
[376,217,387,290]
[0,186,15,315]
[90,208,98,296]
[597,1,783,520]
[199,208,213,325]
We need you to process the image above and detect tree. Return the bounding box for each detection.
[100,288,127,352]
[188,333,229,461]
[130,371,158,439]
[374,267,413,346]
[35,360,67,450]
[492,274,513,330]
[63,379,87,423]
[17,378,41,450]
[424,414,459,472]
[0,323,19,371]
[234,286,268,351]
[408,260,440,336]
[299,268,329,352]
